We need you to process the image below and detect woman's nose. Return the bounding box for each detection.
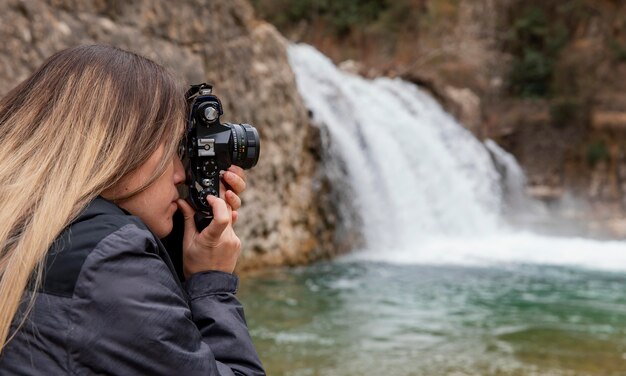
[173,156,185,185]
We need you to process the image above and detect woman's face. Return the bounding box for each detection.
[103,144,185,238]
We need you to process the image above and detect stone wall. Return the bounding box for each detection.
[0,0,341,269]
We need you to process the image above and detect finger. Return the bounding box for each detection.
[232,210,238,225]
[219,180,227,201]
[222,170,247,195]
[176,199,198,242]
[217,183,233,217]
[218,182,235,219]
[228,165,246,182]
[225,190,241,211]
[202,195,230,239]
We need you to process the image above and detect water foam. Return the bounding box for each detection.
[346,232,626,272]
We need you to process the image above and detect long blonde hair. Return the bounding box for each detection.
[0,45,186,350]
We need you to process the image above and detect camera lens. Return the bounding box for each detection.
[229,123,260,169]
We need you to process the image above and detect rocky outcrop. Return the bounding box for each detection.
[0,0,341,269]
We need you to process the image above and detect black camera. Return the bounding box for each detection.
[183,83,260,231]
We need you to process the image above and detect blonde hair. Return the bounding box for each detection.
[0,45,186,350]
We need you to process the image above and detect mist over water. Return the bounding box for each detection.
[287,43,626,272]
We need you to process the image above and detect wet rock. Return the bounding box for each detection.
[444,86,482,137]
[526,185,565,201]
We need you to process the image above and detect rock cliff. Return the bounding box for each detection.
[0,0,341,269]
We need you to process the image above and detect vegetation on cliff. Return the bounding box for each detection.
[251,0,457,68]
[504,1,583,98]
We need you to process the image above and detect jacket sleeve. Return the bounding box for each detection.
[68,224,265,376]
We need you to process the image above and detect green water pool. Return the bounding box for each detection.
[238,261,626,376]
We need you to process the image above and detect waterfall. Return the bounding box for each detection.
[484,139,548,220]
[287,43,626,271]
[288,44,501,246]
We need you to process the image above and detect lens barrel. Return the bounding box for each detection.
[229,123,260,169]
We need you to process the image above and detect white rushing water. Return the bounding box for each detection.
[287,43,626,271]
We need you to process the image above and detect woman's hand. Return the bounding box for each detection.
[176,166,247,277]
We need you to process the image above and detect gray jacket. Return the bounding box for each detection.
[0,197,265,375]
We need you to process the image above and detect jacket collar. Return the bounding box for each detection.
[79,196,185,289]
[76,196,129,221]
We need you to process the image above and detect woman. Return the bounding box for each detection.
[0,45,265,375]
